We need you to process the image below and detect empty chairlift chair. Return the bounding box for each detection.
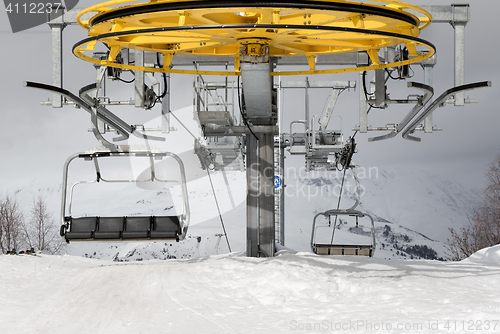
[311,209,376,257]
[60,148,190,243]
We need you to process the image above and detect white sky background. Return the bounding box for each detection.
[0,0,499,194]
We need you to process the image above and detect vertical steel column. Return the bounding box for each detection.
[421,5,470,106]
[258,133,276,257]
[135,51,145,108]
[374,69,386,108]
[246,134,276,257]
[246,135,259,257]
[275,143,285,246]
[453,22,466,106]
[50,21,65,108]
[240,44,276,257]
[305,77,310,131]
[162,72,171,133]
[359,71,368,133]
[422,55,436,133]
[451,4,470,107]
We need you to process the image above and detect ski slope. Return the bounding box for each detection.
[2,246,500,334]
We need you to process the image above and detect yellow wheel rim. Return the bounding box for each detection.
[73,0,435,76]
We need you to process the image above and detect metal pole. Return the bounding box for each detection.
[246,135,259,257]
[454,22,466,106]
[162,72,171,133]
[258,133,275,257]
[359,71,368,133]
[423,56,436,133]
[278,144,285,246]
[135,51,145,108]
[305,77,310,131]
[50,23,64,108]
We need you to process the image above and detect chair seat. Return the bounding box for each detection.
[314,244,373,256]
[64,216,180,242]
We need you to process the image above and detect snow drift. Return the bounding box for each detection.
[2,250,500,334]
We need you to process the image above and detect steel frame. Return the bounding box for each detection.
[61,147,191,241]
[35,2,490,257]
[310,167,376,257]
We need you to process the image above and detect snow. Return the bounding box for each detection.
[465,244,500,266]
[2,250,500,334]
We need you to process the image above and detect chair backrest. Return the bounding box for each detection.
[98,217,124,231]
[126,217,152,231]
[154,216,181,232]
[70,217,97,232]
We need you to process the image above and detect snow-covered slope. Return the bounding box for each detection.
[2,248,500,334]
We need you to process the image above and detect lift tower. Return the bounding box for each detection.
[28,1,490,257]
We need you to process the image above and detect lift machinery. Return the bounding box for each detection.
[27,0,490,257]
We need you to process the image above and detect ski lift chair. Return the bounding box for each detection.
[311,209,376,257]
[60,146,190,243]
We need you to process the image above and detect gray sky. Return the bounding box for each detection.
[0,0,498,195]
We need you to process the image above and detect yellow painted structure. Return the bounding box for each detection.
[73,0,435,76]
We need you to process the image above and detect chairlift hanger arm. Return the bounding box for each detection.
[80,83,166,142]
[79,84,126,149]
[25,81,92,113]
[402,81,491,142]
[26,81,166,144]
[25,81,130,140]
[369,82,434,142]
[79,83,134,134]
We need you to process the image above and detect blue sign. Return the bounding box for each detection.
[274,176,282,189]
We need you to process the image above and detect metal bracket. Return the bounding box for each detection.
[402,81,491,142]
[369,82,434,142]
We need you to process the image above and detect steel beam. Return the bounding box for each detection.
[422,5,470,106]
[135,51,145,108]
[422,55,436,132]
[453,22,466,106]
[374,69,386,108]
[161,72,171,133]
[359,72,368,133]
[258,133,276,257]
[279,81,355,89]
[420,5,470,23]
[274,142,285,247]
[49,21,64,108]
[169,53,369,67]
[47,8,92,108]
[246,135,259,257]
[240,45,276,257]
